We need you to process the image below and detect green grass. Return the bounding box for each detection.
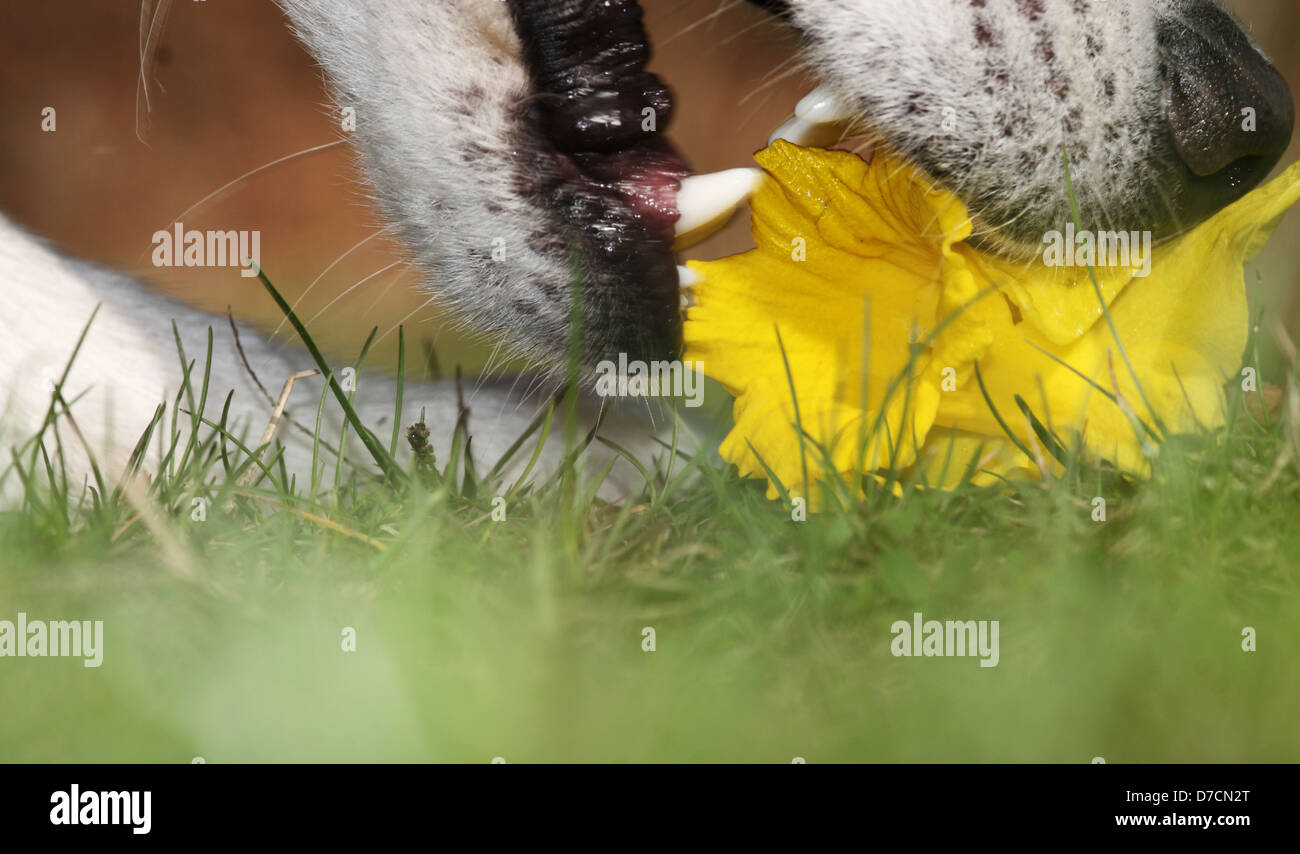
[1,274,1298,763]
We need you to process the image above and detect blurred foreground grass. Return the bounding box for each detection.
[1,389,1297,762]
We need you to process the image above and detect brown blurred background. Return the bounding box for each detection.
[1,0,1297,375]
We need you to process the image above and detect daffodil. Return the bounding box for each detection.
[683,140,1300,499]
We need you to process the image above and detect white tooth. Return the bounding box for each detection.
[769,86,855,146]
[674,168,763,243]
[678,267,698,309]
[770,117,811,145]
[795,86,854,123]
[769,116,845,147]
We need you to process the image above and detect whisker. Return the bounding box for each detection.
[304,259,406,328]
[372,291,437,349]
[272,224,397,339]
[472,339,510,399]
[719,6,788,47]
[142,140,346,265]
[660,0,749,47]
[357,267,411,322]
[136,0,173,144]
[738,52,809,106]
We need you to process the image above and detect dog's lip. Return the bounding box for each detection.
[506,0,761,340]
[547,137,692,249]
[525,95,761,254]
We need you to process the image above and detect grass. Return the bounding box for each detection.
[1,270,1298,763]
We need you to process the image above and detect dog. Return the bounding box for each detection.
[0,0,1291,506]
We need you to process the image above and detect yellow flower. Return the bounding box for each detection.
[683,140,1300,499]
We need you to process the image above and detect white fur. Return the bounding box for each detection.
[0,215,658,505]
[788,0,1145,250]
[277,0,579,368]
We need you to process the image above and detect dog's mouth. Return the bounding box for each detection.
[507,0,763,366]
[506,0,1293,366]
[510,0,689,249]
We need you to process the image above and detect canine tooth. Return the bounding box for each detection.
[770,117,811,146]
[679,266,698,309]
[769,86,855,146]
[769,116,844,147]
[795,86,854,123]
[673,168,763,249]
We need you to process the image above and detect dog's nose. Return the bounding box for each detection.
[1158,0,1294,225]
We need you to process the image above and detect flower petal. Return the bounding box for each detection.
[684,142,1300,498]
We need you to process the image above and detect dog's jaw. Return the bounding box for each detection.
[278,0,721,372]
[278,0,613,372]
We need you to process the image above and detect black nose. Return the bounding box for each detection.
[1158,0,1294,226]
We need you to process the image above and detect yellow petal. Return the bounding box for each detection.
[683,143,971,498]
[684,140,1300,498]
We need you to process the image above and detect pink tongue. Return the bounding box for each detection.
[616,158,690,234]
[570,141,691,245]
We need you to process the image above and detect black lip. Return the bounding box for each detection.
[507,0,685,365]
